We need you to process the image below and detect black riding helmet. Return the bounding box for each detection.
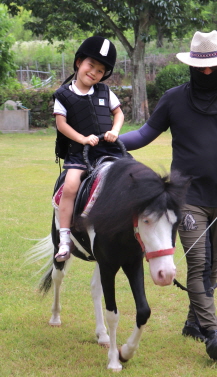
[74,36,117,81]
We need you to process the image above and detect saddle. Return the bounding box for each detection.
[53,155,119,221]
[52,156,118,262]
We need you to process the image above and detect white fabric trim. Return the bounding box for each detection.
[100,39,110,56]
[71,81,94,96]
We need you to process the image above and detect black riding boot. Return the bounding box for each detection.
[205,330,217,360]
[182,321,206,342]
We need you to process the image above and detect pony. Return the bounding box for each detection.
[28,155,189,372]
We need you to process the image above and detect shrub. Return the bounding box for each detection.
[146,82,159,114]
[0,88,55,128]
[155,63,190,96]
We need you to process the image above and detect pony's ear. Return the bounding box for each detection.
[129,170,143,181]
[129,173,136,182]
[129,172,138,185]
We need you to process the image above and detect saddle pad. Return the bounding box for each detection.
[52,184,64,210]
[82,161,112,217]
[52,161,112,214]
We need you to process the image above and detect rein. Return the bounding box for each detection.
[133,218,175,262]
[173,278,217,295]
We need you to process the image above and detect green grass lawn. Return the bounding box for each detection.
[1,127,217,376]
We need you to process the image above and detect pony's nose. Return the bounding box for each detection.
[157,267,176,286]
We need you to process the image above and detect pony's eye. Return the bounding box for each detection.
[143,219,149,224]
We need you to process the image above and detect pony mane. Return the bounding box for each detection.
[84,158,189,238]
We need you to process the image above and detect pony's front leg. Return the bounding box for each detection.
[120,259,151,362]
[119,324,145,361]
[106,309,122,371]
[99,263,122,371]
[49,265,66,326]
[91,263,110,347]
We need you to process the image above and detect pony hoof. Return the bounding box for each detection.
[119,348,128,363]
[97,333,110,348]
[49,322,61,327]
[99,342,110,348]
[107,365,122,372]
[49,318,61,326]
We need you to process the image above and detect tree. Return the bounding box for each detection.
[0,5,17,85]
[3,0,211,123]
[9,7,33,41]
[152,0,211,48]
[200,0,217,31]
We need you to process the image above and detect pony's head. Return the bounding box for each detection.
[87,158,189,237]
[85,158,189,286]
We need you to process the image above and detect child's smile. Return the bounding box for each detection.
[75,57,106,93]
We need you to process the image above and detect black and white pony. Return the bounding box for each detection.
[28,143,188,371]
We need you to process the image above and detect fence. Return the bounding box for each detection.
[16,53,176,88]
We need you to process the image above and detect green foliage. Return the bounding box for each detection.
[12,40,81,70]
[155,63,190,96]
[2,0,211,48]
[9,6,33,41]
[1,76,23,90]
[201,0,217,32]
[0,5,17,85]
[0,88,54,128]
[30,74,42,88]
[3,0,215,123]
[146,81,159,113]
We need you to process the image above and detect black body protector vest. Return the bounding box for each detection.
[54,83,113,156]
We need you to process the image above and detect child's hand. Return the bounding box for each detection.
[83,134,99,146]
[104,130,119,143]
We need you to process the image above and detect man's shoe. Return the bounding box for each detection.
[182,321,206,342]
[205,330,217,360]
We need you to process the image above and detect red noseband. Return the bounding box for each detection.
[145,248,175,261]
[133,218,175,261]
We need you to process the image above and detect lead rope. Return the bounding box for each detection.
[176,216,217,266]
[174,216,217,295]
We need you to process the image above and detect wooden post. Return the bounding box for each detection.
[36,61,39,77]
[26,66,30,85]
[20,66,23,84]
[62,53,65,81]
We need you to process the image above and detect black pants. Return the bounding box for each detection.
[178,204,217,331]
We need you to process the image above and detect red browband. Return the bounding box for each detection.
[133,218,175,261]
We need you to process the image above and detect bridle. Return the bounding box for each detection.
[134,215,217,295]
[133,217,175,262]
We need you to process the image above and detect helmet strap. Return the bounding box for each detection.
[61,73,75,86]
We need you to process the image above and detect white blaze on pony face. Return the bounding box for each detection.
[138,209,177,286]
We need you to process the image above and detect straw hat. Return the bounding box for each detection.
[176,30,217,67]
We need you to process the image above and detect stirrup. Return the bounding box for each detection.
[55,241,72,262]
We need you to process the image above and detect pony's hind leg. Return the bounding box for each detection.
[49,265,65,326]
[49,258,72,326]
[91,263,110,347]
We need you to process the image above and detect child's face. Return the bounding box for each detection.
[75,57,106,89]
